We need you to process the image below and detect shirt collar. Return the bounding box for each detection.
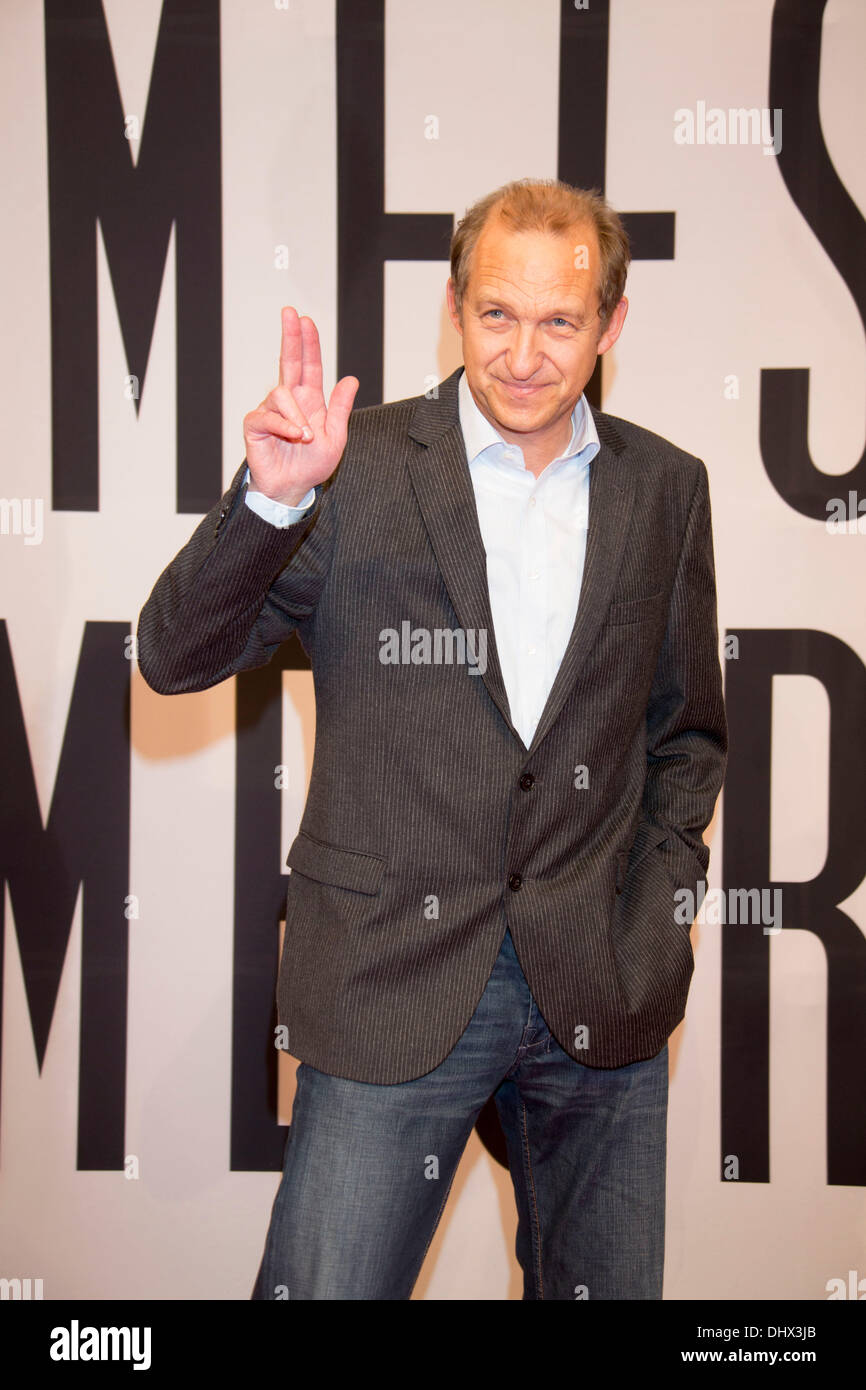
[458,366,599,472]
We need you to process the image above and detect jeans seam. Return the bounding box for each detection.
[519,1098,544,1299]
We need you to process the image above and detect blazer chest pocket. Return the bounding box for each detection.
[606,590,665,625]
[286,830,386,895]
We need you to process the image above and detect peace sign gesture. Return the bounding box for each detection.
[243,306,359,507]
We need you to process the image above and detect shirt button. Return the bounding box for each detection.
[527,646,536,656]
[529,497,537,508]
[529,571,540,581]
[519,773,535,791]
[508,873,523,891]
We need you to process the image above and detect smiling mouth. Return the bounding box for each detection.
[498,380,549,396]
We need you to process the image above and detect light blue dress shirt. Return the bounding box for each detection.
[457,370,599,745]
[243,468,316,526]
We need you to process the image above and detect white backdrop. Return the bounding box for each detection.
[0,0,864,1300]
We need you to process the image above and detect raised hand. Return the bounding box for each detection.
[242,306,359,507]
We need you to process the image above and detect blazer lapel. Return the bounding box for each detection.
[405,371,516,737]
[527,415,635,756]
[404,372,636,755]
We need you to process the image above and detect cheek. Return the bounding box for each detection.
[561,345,594,380]
[467,341,498,371]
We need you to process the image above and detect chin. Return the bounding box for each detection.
[495,396,549,423]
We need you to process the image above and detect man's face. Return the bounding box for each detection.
[446,217,627,454]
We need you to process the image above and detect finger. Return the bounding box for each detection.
[264,384,313,437]
[245,407,309,444]
[324,375,360,444]
[299,316,323,395]
[278,306,302,391]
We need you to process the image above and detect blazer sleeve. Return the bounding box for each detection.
[136,460,335,695]
[642,459,728,881]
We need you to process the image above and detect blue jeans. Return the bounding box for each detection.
[251,928,668,1300]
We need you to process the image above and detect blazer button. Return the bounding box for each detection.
[508,873,523,891]
[519,773,535,791]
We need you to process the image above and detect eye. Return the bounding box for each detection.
[484,308,505,320]
[550,316,572,328]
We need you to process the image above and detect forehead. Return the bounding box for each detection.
[467,218,600,306]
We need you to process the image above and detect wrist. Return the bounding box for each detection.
[246,480,311,509]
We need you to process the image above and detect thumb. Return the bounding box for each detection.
[325,375,359,444]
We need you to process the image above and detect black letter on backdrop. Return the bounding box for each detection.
[336,0,454,407]
[761,0,866,517]
[45,0,221,513]
[231,639,311,1172]
[0,622,130,1169]
[336,0,679,414]
[722,630,866,1185]
[558,0,676,407]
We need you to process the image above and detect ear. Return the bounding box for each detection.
[446,279,463,337]
[597,296,628,355]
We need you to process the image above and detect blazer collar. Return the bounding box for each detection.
[405,367,635,754]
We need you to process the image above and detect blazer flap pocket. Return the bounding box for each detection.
[286,831,386,895]
[607,591,664,625]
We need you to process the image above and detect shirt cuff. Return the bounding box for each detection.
[242,467,316,527]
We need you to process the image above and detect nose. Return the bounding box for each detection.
[505,324,542,381]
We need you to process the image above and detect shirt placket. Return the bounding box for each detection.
[520,481,549,745]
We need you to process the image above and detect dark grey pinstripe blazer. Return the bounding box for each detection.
[137,365,727,1078]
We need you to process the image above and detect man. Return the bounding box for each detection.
[137,178,727,1300]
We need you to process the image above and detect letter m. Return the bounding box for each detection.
[729,108,761,144]
[45,0,221,512]
[434,629,466,666]
[0,621,130,1168]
